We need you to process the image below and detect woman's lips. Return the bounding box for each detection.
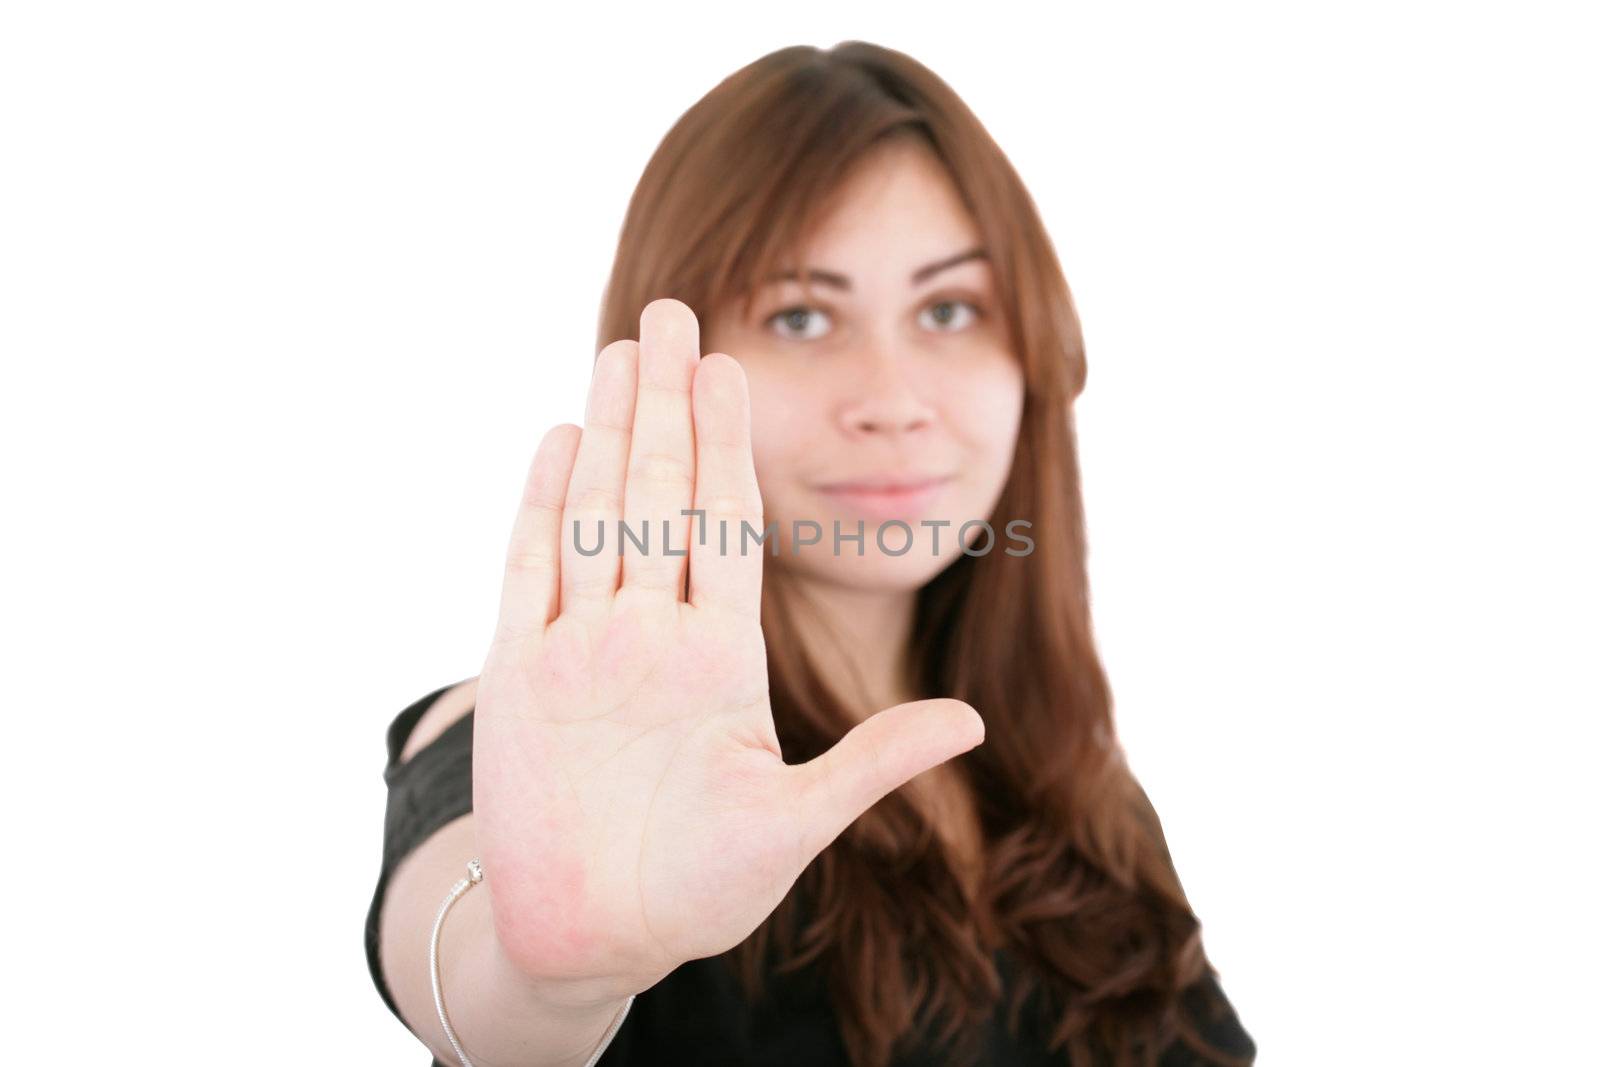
[814,476,953,521]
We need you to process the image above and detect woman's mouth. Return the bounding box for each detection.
[814,475,954,521]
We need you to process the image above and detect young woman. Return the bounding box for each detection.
[365,41,1255,1067]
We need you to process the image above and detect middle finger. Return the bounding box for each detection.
[621,298,701,600]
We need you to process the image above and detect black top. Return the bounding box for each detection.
[365,684,1256,1066]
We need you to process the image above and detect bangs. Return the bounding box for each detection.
[706,117,935,330]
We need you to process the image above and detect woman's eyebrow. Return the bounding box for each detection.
[762,246,988,292]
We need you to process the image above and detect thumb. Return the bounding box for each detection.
[786,698,985,862]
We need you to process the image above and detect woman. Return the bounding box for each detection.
[365,41,1255,1067]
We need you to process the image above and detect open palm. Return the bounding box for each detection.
[473,298,985,1000]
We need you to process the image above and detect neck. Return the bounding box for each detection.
[772,566,986,892]
[777,569,921,721]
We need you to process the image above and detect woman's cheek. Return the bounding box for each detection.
[748,408,800,509]
[949,356,1024,451]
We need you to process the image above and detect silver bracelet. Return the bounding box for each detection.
[430,858,636,1067]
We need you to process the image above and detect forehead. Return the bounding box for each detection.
[784,139,983,283]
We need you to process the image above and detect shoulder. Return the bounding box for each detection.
[396,676,479,765]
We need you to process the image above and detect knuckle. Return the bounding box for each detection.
[638,374,692,397]
[698,494,762,522]
[490,619,536,650]
[628,450,694,490]
[523,488,565,515]
[565,562,617,593]
[505,544,556,575]
[568,484,623,514]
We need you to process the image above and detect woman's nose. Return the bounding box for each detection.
[837,347,934,436]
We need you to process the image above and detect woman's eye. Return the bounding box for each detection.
[765,305,833,341]
[919,299,980,332]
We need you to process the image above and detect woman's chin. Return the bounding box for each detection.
[777,541,960,592]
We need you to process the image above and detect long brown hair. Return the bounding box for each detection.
[594,41,1249,1067]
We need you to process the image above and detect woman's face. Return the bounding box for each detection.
[704,137,1026,593]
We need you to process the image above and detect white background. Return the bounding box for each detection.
[3,2,1595,1063]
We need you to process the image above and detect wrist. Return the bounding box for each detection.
[480,914,640,1017]
[436,859,640,1067]
[478,875,661,1011]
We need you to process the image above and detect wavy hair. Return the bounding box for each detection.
[594,41,1249,1067]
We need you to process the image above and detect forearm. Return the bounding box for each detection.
[378,813,634,1067]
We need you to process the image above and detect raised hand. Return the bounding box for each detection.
[472,298,986,1003]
